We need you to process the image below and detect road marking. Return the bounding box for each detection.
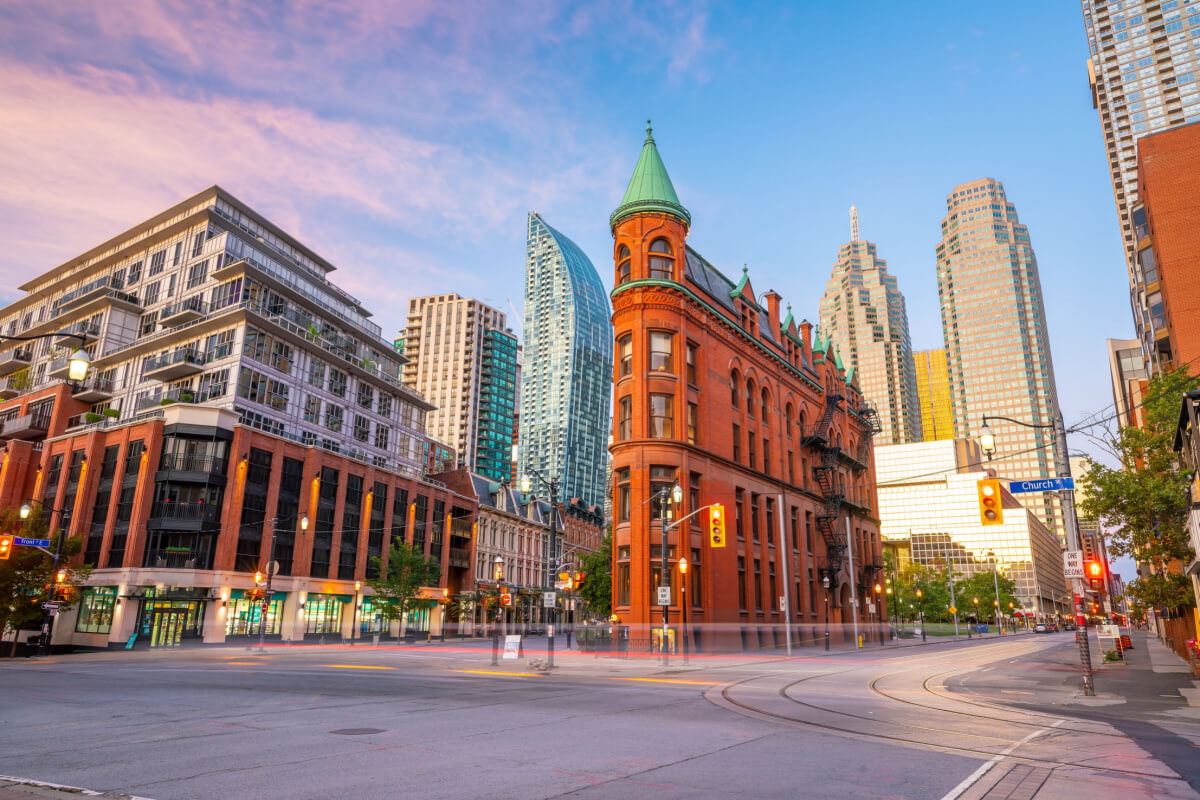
[456,669,543,678]
[322,664,395,670]
[1000,690,1033,695]
[612,677,726,686]
[939,720,1062,800]
[225,661,263,666]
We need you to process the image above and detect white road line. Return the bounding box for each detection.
[938,720,1063,800]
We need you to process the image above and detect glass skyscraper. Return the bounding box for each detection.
[937,178,1067,543]
[913,348,953,442]
[518,212,612,507]
[819,207,921,445]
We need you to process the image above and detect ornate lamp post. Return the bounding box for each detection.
[678,556,689,664]
[491,556,503,666]
[521,470,559,668]
[916,588,926,641]
[822,574,831,652]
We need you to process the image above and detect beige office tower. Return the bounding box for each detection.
[819,206,922,445]
[1081,1,1200,365]
[913,348,953,442]
[401,294,516,480]
[937,179,1067,544]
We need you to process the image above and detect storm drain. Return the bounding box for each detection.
[329,728,386,736]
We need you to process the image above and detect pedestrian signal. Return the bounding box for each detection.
[707,504,726,548]
[976,479,1003,526]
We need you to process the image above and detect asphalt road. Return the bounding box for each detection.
[0,635,1194,800]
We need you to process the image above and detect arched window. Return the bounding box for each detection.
[746,379,756,419]
[617,245,631,285]
[785,404,794,437]
[761,387,770,424]
[730,370,740,408]
[648,238,674,280]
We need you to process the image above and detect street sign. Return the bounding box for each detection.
[1063,550,1085,579]
[543,591,556,608]
[16,538,51,548]
[1009,477,1075,494]
[867,602,876,614]
[41,602,60,610]
[554,580,571,590]
[656,586,671,605]
[779,596,786,612]
[949,606,957,614]
[500,592,512,607]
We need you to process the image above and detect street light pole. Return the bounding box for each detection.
[258,516,278,653]
[987,550,1002,635]
[823,574,831,651]
[521,471,559,668]
[20,501,67,657]
[491,556,503,666]
[916,588,926,641]
[678,556,689,665]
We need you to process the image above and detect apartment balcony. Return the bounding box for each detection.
[156,452,227,483]
[448,546,471,570]
[147,500,222,531]
[58,319,102,343]
[0,410,52,440]
[144,348,205,381]
[71,376,115,403]
[136,386,199,412]
[0,349,32,377]
[50,277,141,320]
[158,296,208,327]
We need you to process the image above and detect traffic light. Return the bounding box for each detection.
[708,504,727,548]
[0,535,11,560]
[1087,560,1104,590]
[976,479,1003,526]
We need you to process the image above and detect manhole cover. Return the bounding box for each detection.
[329,728,385,736]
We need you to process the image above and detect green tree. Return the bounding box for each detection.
[1078,368,1199,614]
[0,506,91,654]
[577,535,612,618]
[367,541,441,627]
[953,571,1018,623]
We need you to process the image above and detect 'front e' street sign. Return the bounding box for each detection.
[15,537,51,547]
[1008,477,1075,494]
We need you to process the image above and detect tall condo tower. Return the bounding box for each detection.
[818,207,921,445]
[937,178,1066,542]
[401,294,517,482]
[1081,0,1200,366]
[518,213,612,506]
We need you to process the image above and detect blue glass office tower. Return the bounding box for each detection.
[519,212,612,507]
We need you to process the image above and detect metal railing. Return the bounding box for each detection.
[159,296,209,320]
[158,453,226,474]
[0,409,53,437]
[144,348,206,373]
[148,501,221,522]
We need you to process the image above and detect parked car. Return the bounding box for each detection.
[1034,623,1048,633]
[1062,622,1076,631]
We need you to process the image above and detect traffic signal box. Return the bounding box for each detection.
[708,504,726,548]
[976,479,1003,526]
[0,535,11,560]
[1087,560,1105,591]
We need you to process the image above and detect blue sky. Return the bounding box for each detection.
[0,2,1133,567]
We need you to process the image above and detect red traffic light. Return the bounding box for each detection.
[0,535,12,560]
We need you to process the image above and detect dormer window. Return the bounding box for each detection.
[617,245,632,285]
[648,238,674,280]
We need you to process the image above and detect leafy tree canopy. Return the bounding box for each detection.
[367,541,441,622]
[577,535,612,618]
[0,506,91,645]
[1078,368,1199,613]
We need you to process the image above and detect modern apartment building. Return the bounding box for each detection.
[1081,0,1200,365]
[608,125,882,651]
[819,207,921,445]
[1107,337,1149,428]
[401,294,518,481]
[875,440,1070,617]
[936,178,1067,544]
[518,213,612,507]
[0,187,479,650]
[912,348,954,442]
[1132,120,1200,373]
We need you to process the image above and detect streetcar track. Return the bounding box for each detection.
[712,672,1185,783]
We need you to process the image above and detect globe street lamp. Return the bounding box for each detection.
[1,333,91,382]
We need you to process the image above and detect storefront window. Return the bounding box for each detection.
[359,598,383,634]
[75,587,116,634]
[304,593,346,634]
[225,594,283,636]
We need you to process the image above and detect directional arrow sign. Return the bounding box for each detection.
[1008,477,1075,494]
[15,537,51,548]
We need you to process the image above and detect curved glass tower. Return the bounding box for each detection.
[518,212,612,507]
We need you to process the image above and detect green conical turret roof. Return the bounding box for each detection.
[610,121,691,231]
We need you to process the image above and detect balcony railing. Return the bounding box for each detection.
[0,409,53,440]
[149,501,221,522]
[71,376,115,403]
[0,348,33,376]
[143,348,206,381]
[158,296,209,326]
[136,386,201,412]
[448,547,471,569]
[158,453,227,475]
[143,548,210,570]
